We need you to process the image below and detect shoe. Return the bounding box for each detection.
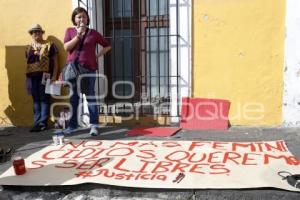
[37,124,47,132]
[89,126,99,136]
[63,126,78,135]
[30,123,47,132]
[30,125,40,132]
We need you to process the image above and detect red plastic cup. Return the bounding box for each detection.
[12,156,26,175]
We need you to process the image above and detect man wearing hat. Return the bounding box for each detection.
[25,24,59,132]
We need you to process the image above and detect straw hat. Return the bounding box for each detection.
[28,24,45,34]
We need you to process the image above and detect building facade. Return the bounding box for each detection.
[0,0,299,127]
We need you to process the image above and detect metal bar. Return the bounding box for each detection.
[130,0,134,105]
[103,0,106,35]
[95,0,98,30]
[103,0,108,113]
[176,0,179,117]
[78,0,88,7]
[157,0,161,114]
[167,0,170,115]
[138,0,141,110]
[87,0,89,13]
[141,0,145,115]
[139,0,141,37]
[148,0,152,107]
[102,34,179,39]
[95,0,98,43]
[115,75,180,78]
[121,0,125,97]
[95,0,101,113]
[112,0,116,92]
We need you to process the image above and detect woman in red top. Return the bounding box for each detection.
[63,7,111,136]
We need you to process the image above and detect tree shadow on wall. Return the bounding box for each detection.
[4,36,66,126]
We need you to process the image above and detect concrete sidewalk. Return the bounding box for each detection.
[0,125,300,200]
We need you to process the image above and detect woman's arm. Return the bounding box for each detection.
[96,46,112,58]
[63,35,81,52]
[64,26,87,52]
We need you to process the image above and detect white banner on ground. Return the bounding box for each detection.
[0,140,299,191]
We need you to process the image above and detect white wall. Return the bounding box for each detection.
[283,0,300,126]
[169,0,192,122]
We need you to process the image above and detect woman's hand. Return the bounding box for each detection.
[96,46,112,58]
[76,23,87,38]
[64,26,83,51]
[51,76,57,83]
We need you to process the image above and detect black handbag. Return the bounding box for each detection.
[278,171,300,189]
[62,29,88,81]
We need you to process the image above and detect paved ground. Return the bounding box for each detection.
[0,125,300,200]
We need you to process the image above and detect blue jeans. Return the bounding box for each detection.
[31,76,50,126]
[69,72,99,128]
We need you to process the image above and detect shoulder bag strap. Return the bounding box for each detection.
[75,28,89,61]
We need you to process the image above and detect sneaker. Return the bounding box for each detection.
[30,124,47,132]
[63,127,78,135]
[89,126,99,136]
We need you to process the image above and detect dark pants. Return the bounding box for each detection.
[31,76,50,127]
[69,72,99,128]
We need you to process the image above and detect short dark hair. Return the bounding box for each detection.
[71,7,90,26]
